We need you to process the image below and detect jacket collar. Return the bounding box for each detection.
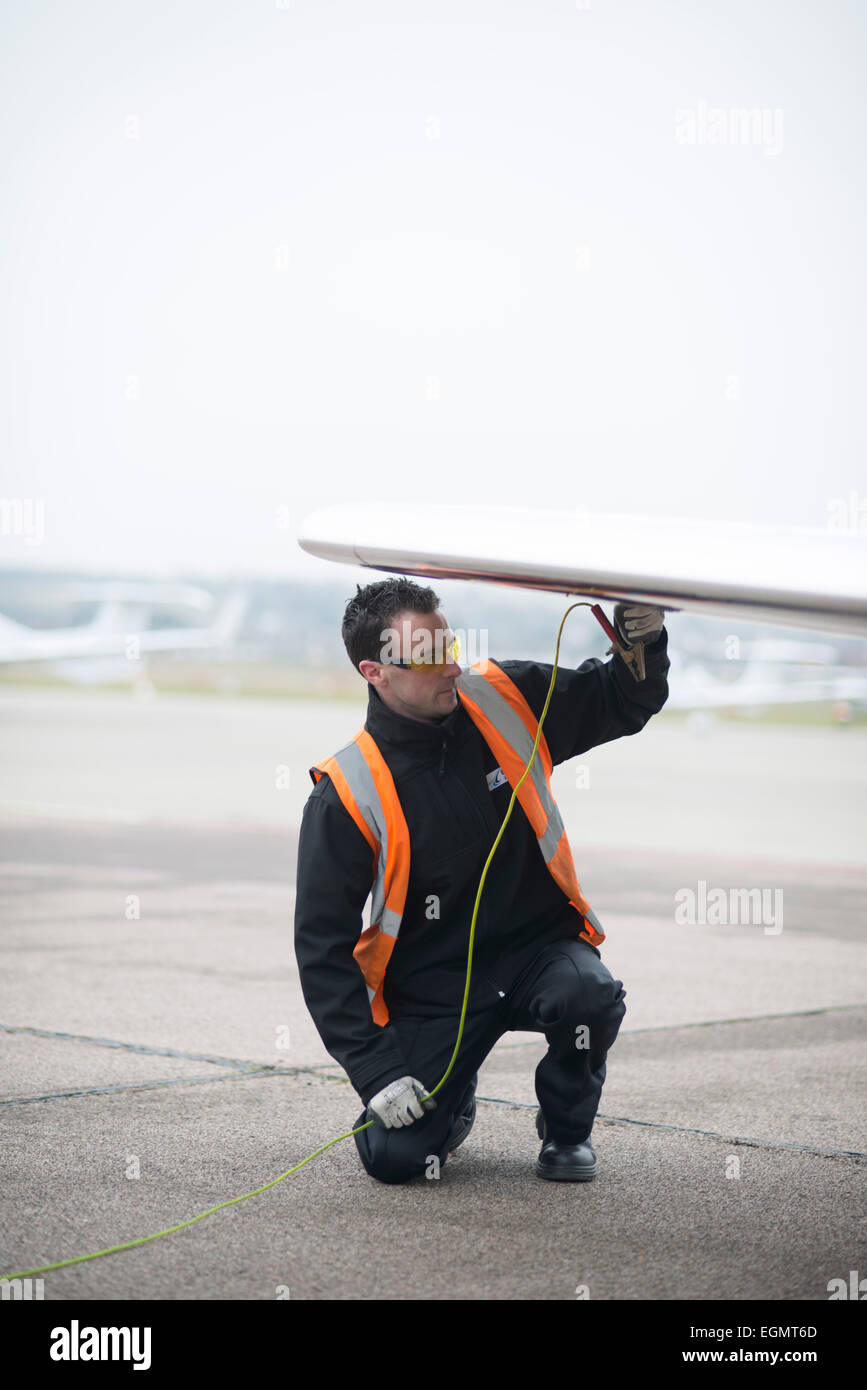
[365,682,465,749]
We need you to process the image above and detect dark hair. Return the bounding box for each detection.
[342,577,440,671]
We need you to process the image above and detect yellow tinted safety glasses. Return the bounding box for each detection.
[381,633,461,673]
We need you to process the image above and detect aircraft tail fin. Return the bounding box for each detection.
[0,610,28,638]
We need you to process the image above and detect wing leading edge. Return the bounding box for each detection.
[298,502,867,638]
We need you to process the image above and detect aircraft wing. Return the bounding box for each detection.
[298,503,867,638]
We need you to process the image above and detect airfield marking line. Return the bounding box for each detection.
[3,1064,862,1161]
[3,1021,864,1161]
[0,1023,283,1073]
[476,1097,867,1160]
[494,1001,867,1047]
[0,1070,295,1105]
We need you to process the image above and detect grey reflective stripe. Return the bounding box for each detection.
[457,668,563,863]
[539,802,566,864]
[582,904,604,937]
[329,739,401,939]
[379,905,402,936]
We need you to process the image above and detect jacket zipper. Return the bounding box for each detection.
[436,736,489,836]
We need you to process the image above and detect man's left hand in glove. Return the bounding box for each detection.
[612,603,665,646]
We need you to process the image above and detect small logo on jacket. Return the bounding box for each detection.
[486,767,508,792]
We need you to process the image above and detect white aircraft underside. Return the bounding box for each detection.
[298,503,867,639]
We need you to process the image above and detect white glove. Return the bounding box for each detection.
[367,1076,436,1129]
[613,603,665,645]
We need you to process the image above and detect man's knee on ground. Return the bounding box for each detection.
[359,1144,450,1185]
[354,1115,450,1185]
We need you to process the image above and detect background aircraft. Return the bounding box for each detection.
[0,582,248,685]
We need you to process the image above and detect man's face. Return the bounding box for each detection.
[359,608,462,723]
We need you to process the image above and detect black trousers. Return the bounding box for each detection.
[353,937,626,1184]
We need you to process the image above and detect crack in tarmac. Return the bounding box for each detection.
[2,1017,865,1161]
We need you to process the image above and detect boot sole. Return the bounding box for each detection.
[535,1162,596,1182]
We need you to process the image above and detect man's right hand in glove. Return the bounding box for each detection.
[367,1076,437,1129]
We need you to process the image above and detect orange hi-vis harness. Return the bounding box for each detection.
[309,659,606,1025]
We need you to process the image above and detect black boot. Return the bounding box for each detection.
[535,1108,597,1181]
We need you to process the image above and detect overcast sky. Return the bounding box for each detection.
[2,0,865,582]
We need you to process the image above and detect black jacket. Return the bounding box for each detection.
[293,629,670,1104]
